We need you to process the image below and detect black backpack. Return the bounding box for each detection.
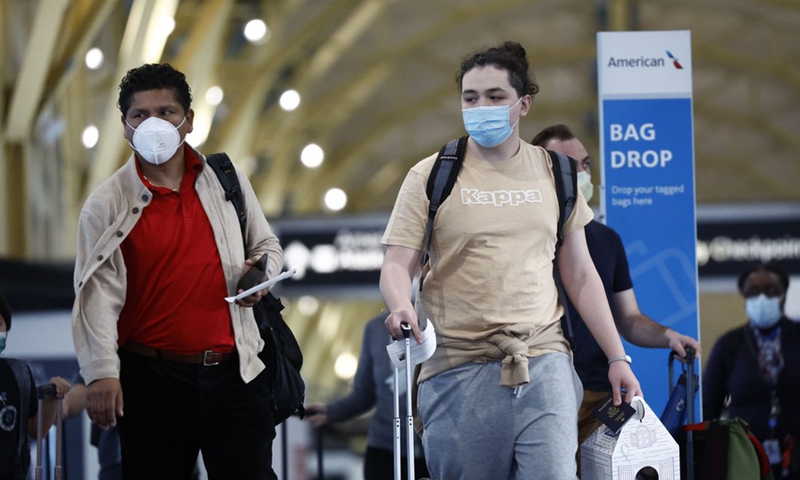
[206,153,305,425]
[424,136,578,344]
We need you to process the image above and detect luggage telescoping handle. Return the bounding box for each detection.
[35,384,63,480]
[683,347,697,480]
[393,360,402,480]
[401,323,415,480]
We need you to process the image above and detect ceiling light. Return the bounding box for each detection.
[82,125,99,149]
[324,188,347,211]
[205,86,224,106]
[244,19,268,43]
[300,143,324,168]
[85,48,104,70]
[297,295,319,316]
[156,16,176,36]
[334,352,358,380]
[279,89,301,111]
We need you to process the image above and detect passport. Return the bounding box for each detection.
[591,394,637,435]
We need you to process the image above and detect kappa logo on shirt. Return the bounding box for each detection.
[460,188,543,207]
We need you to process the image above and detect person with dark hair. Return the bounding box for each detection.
[703,262,800,479]
[304,311,430,480]
[380,42,641,480]
[532,124,700,451]
[71,63,284,480]
[0,294,71,480]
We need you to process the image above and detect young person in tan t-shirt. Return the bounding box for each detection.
[380,41,642,480]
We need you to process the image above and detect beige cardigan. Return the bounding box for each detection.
[71,150,283,385]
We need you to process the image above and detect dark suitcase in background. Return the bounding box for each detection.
[660,347,698,480]
[35,384,63,480]
[661,347,699,439]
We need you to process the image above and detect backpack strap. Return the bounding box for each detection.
[7,359,32,463]
[546,149,578,349]
[423,136,468,268]
[547,149,578,245]
[206,153,247,239]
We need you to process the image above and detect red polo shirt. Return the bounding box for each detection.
[118,146,235,355]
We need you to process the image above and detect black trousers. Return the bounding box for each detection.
[363,446,430,480]
[118,349,276,480]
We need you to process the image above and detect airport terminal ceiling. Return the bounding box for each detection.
[1,0,799,262]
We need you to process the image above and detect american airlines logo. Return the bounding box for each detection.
[607,51,684,69]
[461,188,542,206]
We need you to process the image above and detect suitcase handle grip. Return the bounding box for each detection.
[36,384,58,400]
[400,322,411,339]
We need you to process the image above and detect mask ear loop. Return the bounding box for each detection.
[509,96,524,130]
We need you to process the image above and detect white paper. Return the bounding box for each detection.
[224,269,296,303]
[385,320,437,369]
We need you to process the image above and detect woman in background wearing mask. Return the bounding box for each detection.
[703,262,800,479]
[380,41,641,480]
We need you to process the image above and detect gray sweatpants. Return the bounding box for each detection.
[417,352,582,480]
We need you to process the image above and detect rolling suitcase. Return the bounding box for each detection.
[660,347,697,480]
[35,383,63,480]
[661,347,698,439]
[393,323,415,480]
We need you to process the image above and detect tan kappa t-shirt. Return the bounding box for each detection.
[382,142,593,386]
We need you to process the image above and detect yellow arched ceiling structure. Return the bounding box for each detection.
[2,0,799,260]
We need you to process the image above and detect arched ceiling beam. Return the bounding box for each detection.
[213,0,351,164]
[694,42,800,94]
[253,0,586,215]
[84,0,179,199]
[47,0,118,102]
[5,0,70,141]
[167,0,236,148]
[256,0,394,215]
[288,40,596,212]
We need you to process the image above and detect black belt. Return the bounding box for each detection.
[123,341,233,366]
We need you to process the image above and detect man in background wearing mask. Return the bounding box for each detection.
[0,293,71,479]
[72,63,283,480]
[532,125,700,450]
[703,262,800,479]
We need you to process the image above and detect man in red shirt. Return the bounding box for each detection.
[72,64,284,480]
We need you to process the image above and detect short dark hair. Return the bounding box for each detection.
[457,41,539,99]
[531,124,576,147]
[117,63,192,116]
[737,262,790,295]
[0,293,11,331]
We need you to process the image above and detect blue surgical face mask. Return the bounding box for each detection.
[746,294,782,329]
[0,332,6,355]
[462,97,522,148]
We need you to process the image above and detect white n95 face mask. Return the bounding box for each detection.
[127,116,186,165]
[577,171,594,203]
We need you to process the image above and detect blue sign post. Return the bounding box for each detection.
[598,31,699,417]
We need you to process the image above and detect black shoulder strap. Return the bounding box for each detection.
[7,359,31,461]
[423,136,468,266]
[546,149,578,349]
[547,149,578,245]
[206,153,247,238]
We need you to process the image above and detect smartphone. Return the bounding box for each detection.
[236,253,269,292]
